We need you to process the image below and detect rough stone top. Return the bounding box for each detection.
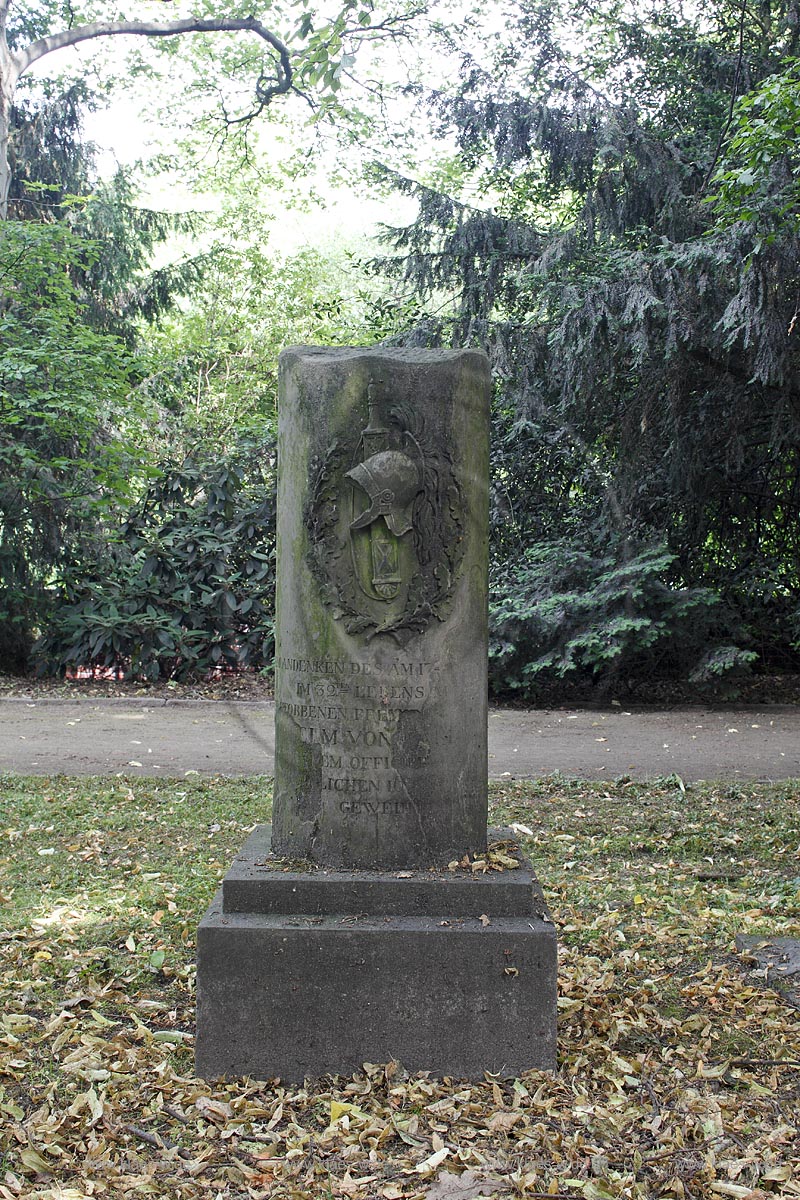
[279,345,490,368]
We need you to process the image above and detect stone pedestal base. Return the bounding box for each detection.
[195,827,557,1081]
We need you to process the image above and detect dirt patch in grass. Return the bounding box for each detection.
[0,774,798,1198]
[0,671,275,703]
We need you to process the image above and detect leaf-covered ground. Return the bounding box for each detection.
[4,668,800,705]
[0,774,798,1200]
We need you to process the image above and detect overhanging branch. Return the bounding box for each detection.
[14,16,292,102]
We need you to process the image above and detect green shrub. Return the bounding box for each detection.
[0,221,137,671]
[37,437,275,680]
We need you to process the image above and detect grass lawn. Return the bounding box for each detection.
[0,773,798,1199]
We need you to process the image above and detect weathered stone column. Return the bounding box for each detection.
[272,346,490,869]
[196,346,558,1082]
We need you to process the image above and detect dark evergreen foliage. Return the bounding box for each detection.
[71,172,205,343]
[8,83,94,221]
[9,76,205,337]
[372,0,800,693]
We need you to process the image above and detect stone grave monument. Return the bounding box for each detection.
[196,346,557,1079]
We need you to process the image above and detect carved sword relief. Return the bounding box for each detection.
[345,379,422,603]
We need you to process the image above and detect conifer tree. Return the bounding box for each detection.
[373,0,800,689]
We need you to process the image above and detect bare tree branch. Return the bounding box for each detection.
[0,11,295,215]
[702,0,748,193]
[14,16,292,103]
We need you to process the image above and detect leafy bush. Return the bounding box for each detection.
[488,539,755,697]
[37,438,276,680]
[0,221,138,671]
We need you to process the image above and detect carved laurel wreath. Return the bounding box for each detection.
[304,405,466,643]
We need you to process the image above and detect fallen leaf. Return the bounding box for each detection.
[762,1165,792,1182]
[708,1185,761,1198]
[195,1096,233,1122]
[19,1148,52,1176]
[330,1099,368,1123]
[583,1182,616,1200]
[425,1168,508,1198]
[488,1110,522,1132]
[416,1147,450,1175]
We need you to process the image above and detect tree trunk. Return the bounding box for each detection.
[0,25,19,219]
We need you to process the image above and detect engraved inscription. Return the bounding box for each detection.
[277,654,436,816]
[276,656,430,676]
[339,799,412,815]
[303,729,392,748]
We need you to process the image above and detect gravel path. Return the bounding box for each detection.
[1,697,798,780]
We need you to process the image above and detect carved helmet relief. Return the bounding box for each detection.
[347,451,421,538]
[305,373,466,642]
